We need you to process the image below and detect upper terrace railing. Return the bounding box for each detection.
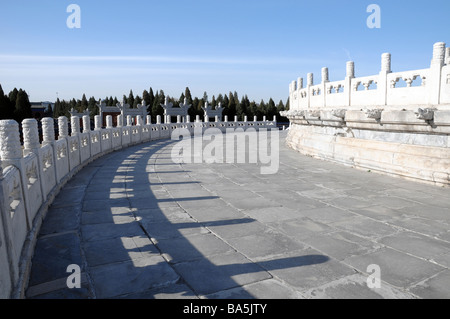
[289,42,450,110]
[0,113,276,299]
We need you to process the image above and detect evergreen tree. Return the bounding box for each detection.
[128,89,135,108]
[184,87,193,105]
[53,98,62,118]
[14,89,33,121]
[266,98,277,120]
[147,88,155,113]
[222,94,229,118]
[227,92,237,119]
[249,101,257,120]
[133,95,142,108]
[80,94,88,112]
[88,96,98,118]
[178,93,185,105]
[151,90,164,123]
[142,90,150,107]
[8,88,18,107]
[0,84,14,120]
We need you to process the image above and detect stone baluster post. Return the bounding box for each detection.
[82,115,90,133]
[215,116,219,123]
[445,47,450,65]
[22,119,46,202]
[22,119,40,156]
[94,115,102,130]
[307,73,313,108]
[42,117,63,184]
[378,53,391,106]
[429,42,445,104]
[177,115,181,124]
[234,116,238,122]
[117,115,123,127]
[0,162,17,290]
[224,115,228,123]
[263,116,267,122]
[186,115,190,123]
[106,115,113,129]
[156,115,161,125]
[126,115,132,127]
[146,115,152,125]
[346,61,355,107]
[58,116,69,140]
[0,120,32,228]
[71,116,80,136]
[321,67,329,107]
[41,118,55,146]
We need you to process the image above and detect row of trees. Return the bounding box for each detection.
[54,87,290,123]
[1,84,290,124]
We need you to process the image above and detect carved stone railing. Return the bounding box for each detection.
[289,42,450,110]
[0,114,277,299]
[283,42,450,188]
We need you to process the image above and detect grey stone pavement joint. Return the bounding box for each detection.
[25,132,450,299]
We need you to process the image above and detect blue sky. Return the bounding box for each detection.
[0,0,449,103]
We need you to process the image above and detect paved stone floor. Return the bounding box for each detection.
[26,131,450,299]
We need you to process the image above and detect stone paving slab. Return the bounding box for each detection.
[26,132,450,299]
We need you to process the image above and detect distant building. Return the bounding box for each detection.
[30,102,54,119]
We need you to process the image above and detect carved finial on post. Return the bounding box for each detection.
[41,117,55,145]
[94,115,102,130]
[346,61,355,78]
[321,67,329,83]
[71,116,80,136]
[381,53,391,73]
[106,115,113,128]
[58,116,69,139]
[445,47,450,65]
[82,115,90,133]
[146,115,151,125]
[0,120,22,161]
[156,115,161,125]
[432,42,446,66]
[307,73,314,86]
[126,115,132,126]
[117,114,123,127]
[298,77,304,89]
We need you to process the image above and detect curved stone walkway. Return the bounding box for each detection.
[26,132,450,299]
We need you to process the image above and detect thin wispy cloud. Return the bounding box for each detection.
[0,54,322,66]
